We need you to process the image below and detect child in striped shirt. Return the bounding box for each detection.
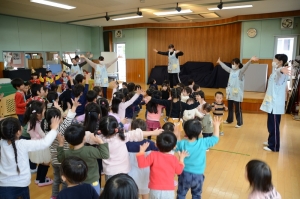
[211,91,227,136]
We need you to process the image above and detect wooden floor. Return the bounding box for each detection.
[28,83,300,198]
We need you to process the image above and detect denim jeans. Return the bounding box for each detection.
[177,171,205,199]
[91,180,100,196]
[52,163,67,196]
[0,186,30,199]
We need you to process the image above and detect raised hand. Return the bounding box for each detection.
[251,56,259,62]
[89,53,93,59]
[217,57,221,64]
[178,150,189,162]
[80,55,86,58]
[213,116,222,128]
[281,66,291,75]
[50,116,60,130]
[71,97,81,108]
[139,142,150,153]
[153,49,158,53]
[117,55,123,59]
[57,133,65,146]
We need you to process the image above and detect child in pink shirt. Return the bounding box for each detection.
[137,131,188,199]
[98,116,162,181]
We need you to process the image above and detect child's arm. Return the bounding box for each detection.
[57,133,66,163]
[146,96,169,107]
[195,109,204,119]
[125,128,163,142]
[80,55,97,69]
[39,73,45,82]
[182,101,200,111]
[136,142,154,168]
[175,151,189,174]
[203,116,221,148]
[122,88,144,109]
[106,56,122,69]
[15,93,27,109]
[217,57,232,73]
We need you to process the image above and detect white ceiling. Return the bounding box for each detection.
[0,0,299,27]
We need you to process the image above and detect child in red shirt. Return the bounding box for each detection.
[11,78,31,124]
[31,84,45,102]
[137,132,188,199]
[30,72,41,84]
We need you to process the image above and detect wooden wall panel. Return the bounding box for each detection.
[147,23,241,76]
[242,59,273,77]
[126,59,145,83]
[0,62,4,78]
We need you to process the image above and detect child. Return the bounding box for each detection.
[57,157,98,199]
[137,131,188,199]
[145,90,164,139]
[30,72,41,84]
[86,90,98,103]
[81,55,121,98]
[162,122,175,132]
[93,86,103,99]
[200,103,214,139]
[72,73,90,116]
[122,82,128,89]
[176,83,185,89]
[190,84,201,100]
[211,91,228,136]
[161,82,170,100]
[100,174,139,199]
[24,81,32,100]
[246,160,281,199]
[60,71,69,91]
[217,56,258,128]
[43,98,80,199]
[84,102,101,134]
[23,101,53,187]
[31,83,45,102]
[39,70,60,89]
[59,80,73,111]
[98,116,162,181]
[0,117,60,199]
[57,124,109,195]
[149,79,158,90]
[181,86,192,103]
[183,98,203,123]
[188,79,194,90]
[97,98,109,117]
[125,91,144,123]
[58,55,88,79]
[195,90,206,112]
[175,117,221,199]
[127,82,136,92]
[126,119,158,199]
[11,78,31,124]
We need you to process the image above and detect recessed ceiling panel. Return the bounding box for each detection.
[200,13,220,18]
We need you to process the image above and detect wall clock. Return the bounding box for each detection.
[247,28,257,38]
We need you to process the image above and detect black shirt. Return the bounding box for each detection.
[57,183,98,199]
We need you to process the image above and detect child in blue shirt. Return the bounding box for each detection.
[71,73,90,116]
[175,117,221,199]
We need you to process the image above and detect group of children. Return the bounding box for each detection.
[0,53,281,199]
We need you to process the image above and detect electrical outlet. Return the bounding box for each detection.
[138,74,140,77]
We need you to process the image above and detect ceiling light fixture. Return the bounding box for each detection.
[208,5,253,11]
[137,8,142,16]
[105,12,110,21]
[175,2,181,12]
[112,16,143,21]
[154,9,192,16]
[30,0,75,9]
[217,0,223,10]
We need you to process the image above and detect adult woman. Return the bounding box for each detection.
[260,54,290,152]
[217,56,258,128]
[153,44,183,88]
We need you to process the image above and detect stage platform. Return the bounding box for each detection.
[201,88,265,113]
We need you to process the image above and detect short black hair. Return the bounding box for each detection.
[149,79,156,85]
[93,86,102,95]
[47,91,58,103]
[168,44,174,49]
[74,55,79,60]
[162,122,175,132]
[72,84,84,98]
[50,83,58,92]
[31,72,38,77]
[122,82,127,87]
[75,74,84,84]
[156,131,177,152]
[215,91,224,97]
[276,54,288,66]
[24,81,30,87]
[177,83,185,89]
[46,70,52,74]
[188,79,194,85]
[246,160,273,193]
[134,85,141,91]
[131,119,147,131]
[183,86,192,95]
[127,83,135,92]
[86,90,97,103]
[183,119,202,140]
[195,90,205,99]
[64,124,86,146]
[203,103,212,112]
[99,56,104,61]
[60,156,88,184]
[192,84,200,92]
[11,78,24,90]
[31,83,43,97]
[67,80,73,89]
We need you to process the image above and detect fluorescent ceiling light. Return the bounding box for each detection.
[112,16,143,21]
[154,9,193,16]
[208,5,252,11]
[30,0,76,10]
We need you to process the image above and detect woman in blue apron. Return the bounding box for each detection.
[217,56,258,128]
[260,54,290,152]
[153,44,184,88]
[81,55,121,98]
[58,55,87,79]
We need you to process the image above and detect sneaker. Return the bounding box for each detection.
[263,146,272,152]
[263,142,269,146]
[235,125,242,128]
[38,178,53,187]
[223,121,230,124]
[35,177,51,184]
[30,168,37,173]
[219,132,224,136]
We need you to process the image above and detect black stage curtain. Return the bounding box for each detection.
[148,62,231,88]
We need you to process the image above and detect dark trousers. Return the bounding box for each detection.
[177,171,205,199]
[17,114,24,126]
[267,112,281,152]
[36,164,50,183]
[226,100,243,126]
[20,136,37,170]
[168,73,179,88]
[0,186,30,199]
[102,87,107,98]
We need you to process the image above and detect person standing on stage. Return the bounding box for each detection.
[153,44,183,88]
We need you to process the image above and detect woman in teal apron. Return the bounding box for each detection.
[217,56,258,128]
[153,44,184,88]
[260,54,290,152]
